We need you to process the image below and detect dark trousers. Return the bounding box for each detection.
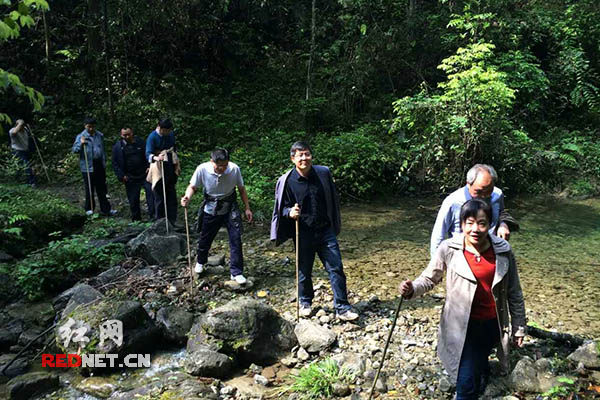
[456,318,500,400]
[197,212,243,276]
[294,227,351,314]
[125,180,155,221]
[153,161,178,224]
[82,160,111,214]
[13,150,36,185]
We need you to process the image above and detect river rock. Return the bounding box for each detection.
[184,348,234,378]
[200,297,297,364]
[0,328,20,351]
[510,356,540,392]
[156,306,194,345]
[6,301,55,327]
[7,372,59,400]
[0,354,29,380]
[55,299,160,371]
[55,283,103,318]
[332,382,351,397]
[567,341,600,369]
[297,347,310,361]
[223,278,255,292]
[254,374,269,386]
[125,219,186,265]
[294,320,336,353]
[332,352,367,376]
[76,376,117,398]
[207,254,225,266]
[94,265,127,286]
[186,321,223,354]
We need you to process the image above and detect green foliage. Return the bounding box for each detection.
[0,183,85,255]
[284,358,354,399]
[14,235,124,299]
[541,376,577,399]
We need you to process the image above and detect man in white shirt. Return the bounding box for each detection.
[181,149,253,284]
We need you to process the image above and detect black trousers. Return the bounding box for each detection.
[153,162,178,224]
[197,211,243,276]
[82,160,111,214]
[125,179,155,221]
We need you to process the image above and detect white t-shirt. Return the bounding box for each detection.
[189,161,244,215]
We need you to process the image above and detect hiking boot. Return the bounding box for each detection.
[299,304,312,318]
[231,274,247,284]
[336,309,359,321]
[195,263,204,274]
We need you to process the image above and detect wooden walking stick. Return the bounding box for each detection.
[367,296,404,400]
[184,206,194,293]
[82,141,94,213]
[159,159,169,233]
[29,130,51,183]
[295,218,300,322]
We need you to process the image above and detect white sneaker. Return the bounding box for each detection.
[231,274,247,284]
[195,263,204,274]
[109,209,118,216]
[337,309,359,321]
[299,304,312,318]
[85,210,93,216]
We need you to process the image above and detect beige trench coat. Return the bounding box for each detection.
[409,234,526,382]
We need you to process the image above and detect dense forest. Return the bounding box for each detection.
[1,0,599,210]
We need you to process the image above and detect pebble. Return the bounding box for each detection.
[297,347,310,361]
[254,374,269,386]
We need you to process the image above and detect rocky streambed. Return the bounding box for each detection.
[1,195,599,400]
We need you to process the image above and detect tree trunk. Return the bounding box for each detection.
[102,0,113,119]
[87,0,101,72]
[304,0,316,134]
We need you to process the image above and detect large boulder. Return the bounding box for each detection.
[568,341,600,369]
[199,297,297,364]
[125,219,186,265]
[7,372,59,400]
[294,320,337,353]
[53,283,103,318]
[510,356,540,392]
[5,301,55,328]
[55,299,161,372]
[156,306,194,345]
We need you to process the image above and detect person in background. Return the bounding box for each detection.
[430,164,519,258]
[72,117,116,216]
[112,127,154,221]
[400,199,526,399]
[9,118,36,186]
[146,118,179,224]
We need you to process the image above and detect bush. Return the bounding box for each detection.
[284,358,354,399]
[0,184,85,256]
[14,235,124,300]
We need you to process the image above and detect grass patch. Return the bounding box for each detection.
[283,358,355,399]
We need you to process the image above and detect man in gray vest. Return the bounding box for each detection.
[8,119,36,186]
[180,149,253,284]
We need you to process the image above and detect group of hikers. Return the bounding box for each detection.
[8,116,526,399]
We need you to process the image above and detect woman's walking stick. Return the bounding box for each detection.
[184,206,194,293]
[160,160,169,233]
[30,131,50,183]
[295,219,300,322]
[367,296,404,400]
[82,142,94,213]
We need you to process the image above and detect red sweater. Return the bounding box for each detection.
[464,247,497,320]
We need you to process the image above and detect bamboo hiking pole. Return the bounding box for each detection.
[295,218,300,322]
[160,160,169,233]
[184,206,194,293]
[30,130,50,183]
[367,296,404,400]
[82,142,94,212]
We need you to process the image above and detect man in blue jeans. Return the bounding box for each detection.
[271,141,358,321]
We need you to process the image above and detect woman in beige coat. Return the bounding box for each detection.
[399,199,526,399]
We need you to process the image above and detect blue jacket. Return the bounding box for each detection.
[270,165,341,246]
[112,136,148,182]
[145,130,176,162]
[72,130,106,173]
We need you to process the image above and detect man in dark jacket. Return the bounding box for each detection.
[271,141,358,321]
[112,127,154,221]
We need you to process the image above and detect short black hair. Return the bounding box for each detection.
[290,141,312,157]
[211,148,229,162]
[158,118,173,129]
[460,199,492,225]
[84,117,96,125]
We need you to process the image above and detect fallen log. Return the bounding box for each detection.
[527,326,586,347]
